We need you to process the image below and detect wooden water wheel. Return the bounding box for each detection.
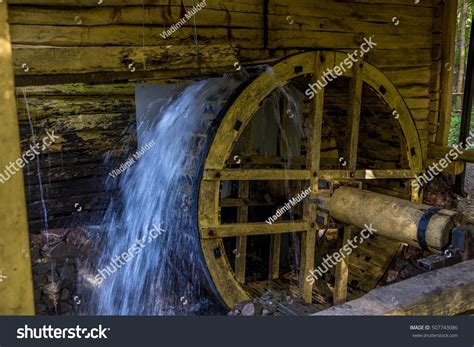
[197,51,423,309]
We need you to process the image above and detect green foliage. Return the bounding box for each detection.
[448,108,474,148]
[448,111,462,146]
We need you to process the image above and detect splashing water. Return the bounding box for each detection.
[81,77,243,315]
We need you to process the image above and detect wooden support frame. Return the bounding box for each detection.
[436,0,459,146]
[332,60,363,305]
[0,2,35,315]
[268,234,281,280]
[333,226,352,305]
[201,221,308,239]
[344,61,363,172]
[235,127,252,283]
[198,51,423,309]
[204,169,419,181]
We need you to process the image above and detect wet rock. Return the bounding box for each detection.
[241,302,256,316]
[59,265,75,280]
[58,302,73,315]
[66,228,91,253]
[35,304,47,314]
[46,271,60,283]
[50,243,77,258]
[385,269,399,283]
[60,288,71,301]
[34,259,57,274]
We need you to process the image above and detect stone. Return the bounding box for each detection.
[241,302,256,316]
[385,269,399,283]
[60,288,71,301]
[46,271,60,283]
[59,265,75,280]
[34,259,57,274]
[35,303,47,314]
[58,302,73,314]
[50,243,77,258]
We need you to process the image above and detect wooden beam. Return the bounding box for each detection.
[319,169,418,180]
[315,260,474,315]
[426,158,464,175]
[201,221,308,239]
[436,0,458,146]
[344,62,363,171]
[429,144,474,163]
[299,52,324,303]
[235,127,252,284]
[13,45,238,76]
[235,182,249,283]
[0,2,35,315]
[333,226,352,305]
[203,169,311,181]
[268,234,281,279]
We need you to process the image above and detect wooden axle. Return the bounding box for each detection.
[326,186,460,253]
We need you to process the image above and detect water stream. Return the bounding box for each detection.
[81,77,242,315]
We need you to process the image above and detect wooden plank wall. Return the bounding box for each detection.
[6,0,445,232]
[16,84,136,232]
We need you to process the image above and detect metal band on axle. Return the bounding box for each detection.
[417,207,440,251]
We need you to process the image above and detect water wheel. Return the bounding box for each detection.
[196,51,423,309]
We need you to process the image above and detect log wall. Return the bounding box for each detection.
[6,0,447,233]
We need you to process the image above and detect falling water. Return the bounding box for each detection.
[82,77,243,315]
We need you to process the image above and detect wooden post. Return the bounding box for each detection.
[333,225,351,305]
[299,52,324,302]
[235,182,248,283]
[235,127,252,283]
[0,2,35,315]
[436,0,459,146]
[268,234,281,279]
[345,62,363,172]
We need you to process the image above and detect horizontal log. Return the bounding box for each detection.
[429,145,474,163]
[314,260,474,315]
[16,96,135,120]
[268,31,433,50]
[18,83,135,96]
[203,169,311,180]
[327,187,459,251]
[425,158,465,175]
[13,44,238,75]
[201,221,308,238]
[7,6,432,35]
[10,25,263,47]
[7,0,436,13]
[319,170,418,180]
[8,0,264,13]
